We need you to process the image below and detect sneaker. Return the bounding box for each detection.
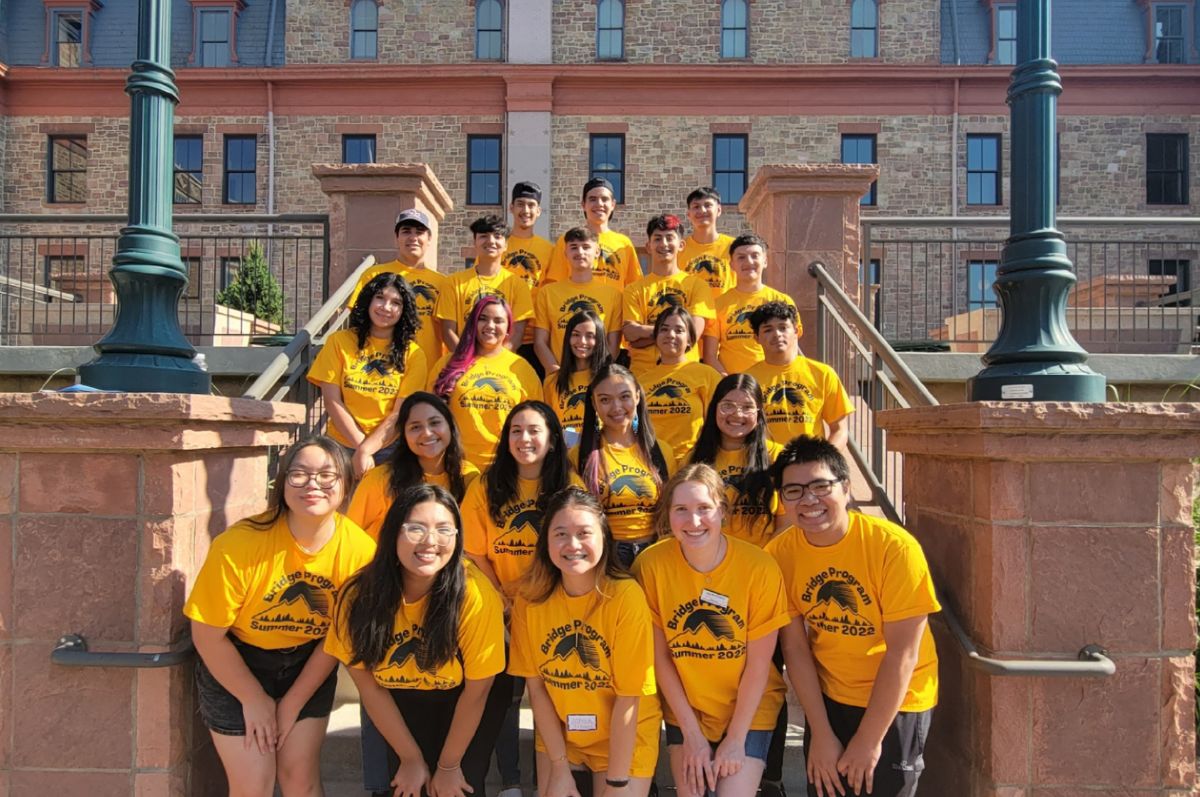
[759,779,786,797]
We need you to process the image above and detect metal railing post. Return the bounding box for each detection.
[871,350,885,482]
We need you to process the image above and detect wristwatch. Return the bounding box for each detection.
[605,778,630,788]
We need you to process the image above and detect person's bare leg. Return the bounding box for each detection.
[276,716,331,797]
[211,730,277,797]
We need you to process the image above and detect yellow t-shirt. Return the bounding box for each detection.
[435,267,535,337]
[349,261,447,365]
[543,229,643,289]
[640,362,721,468]
[428,349,542,470]
[543,369,592,434]
[509,580,662,778]
[306,329,428,447]
[533,280,624,366]
[631,537,790,741]
[745,357,855,445]
[709,287,800,374]
[347,461,481,541]
[183,514,377,649]
[576,439,675,542]
[325,564,506,690]
[622,271,715,374]
[764,513,941,712]
[679,234,736,299]
[711,441,786,548]
[504,234,555,291]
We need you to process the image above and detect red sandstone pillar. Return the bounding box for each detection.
[0,393,303,796]
[738,164,879,344]
[879,402,1199,796]
[313,163,454,291]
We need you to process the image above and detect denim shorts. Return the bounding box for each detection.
[195,636,338,736]
[665,723,773,763]
[614,537,656,568]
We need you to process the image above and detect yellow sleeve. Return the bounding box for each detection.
[657,440,676,478]
[427,353,451,393]
[346,466,390,539]
[609,583,657,697]
[322,596,360,667]
[306,333,346,387]
[605,285,625,329]
[629,555,663,629]
[820,365,855,423]
[507,598,538,678]
[763,532,804,619]
[533,285,553,331]
[690,279,716,322]
[620,241,642,287]
[745,552,791,641]
[459,573,507,680]
[397,345,428,399]
[182,532,248,629]
[542,237,568,285]
[878,530,942,623]
[434,276,458,324]
[460,479,492,558]
[622,282,644,325]
[509,278,534,323]
[513,357,542,399]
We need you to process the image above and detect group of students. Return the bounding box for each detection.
[182,179,941,797]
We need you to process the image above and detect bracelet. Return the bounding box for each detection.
[436,762,461,772]
[604,778,630,788]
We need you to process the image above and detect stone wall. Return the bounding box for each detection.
[285,0,477,65]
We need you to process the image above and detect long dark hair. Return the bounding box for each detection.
[689,373,775,535]
[336,484,466,671]
[555,309,612,400]
[433,295,512,398]
[577,363,669,496]
[388,392,470,502]
[348,272,420,373]
[248,435,351,529]
[484,401,572,527]
[652,302,698,354]
[521,486,630,604]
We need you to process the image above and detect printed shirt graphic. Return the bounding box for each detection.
[765,513,941,712]
[713,440,786,548]
[347,461,481,541]
[307,329,428,446]
[183,514,377,649]
[348,261,448,364]
[435,267,534,338]
[640,361,721,467]
[679,234,736,298]
[708,287,800,374]
[326,564,505,690]
[428,349,541,469]
[509,580,662,773]
[744,357,854,444]
[533,280,624,365]
[543,229,643,289]
[571,440,675,541]
[632,537,790,741]
[622,271,715,374]
[543,369,591,434]
[503,234,554,345]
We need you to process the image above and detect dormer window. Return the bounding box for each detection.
[188,0,246,67]
[42,0,101,68]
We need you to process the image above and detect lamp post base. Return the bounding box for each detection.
[968,362,1106,402]
[78,352,210,394]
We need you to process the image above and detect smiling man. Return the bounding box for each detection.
[541,178,642,289]
[679,186,736,298]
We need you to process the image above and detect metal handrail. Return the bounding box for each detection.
[0,213,329,224]
[52,633,194,669]
[862,215,1200,228]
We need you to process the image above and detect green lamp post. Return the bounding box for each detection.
[78,0,210,394]
[968,0,1106,401]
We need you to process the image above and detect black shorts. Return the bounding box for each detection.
[803,695,932,797]
[195,636,338,736]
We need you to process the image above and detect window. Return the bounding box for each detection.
[841,134,878,206]
[720,0,748,59]
[350,0,378,60]
[861,258,881,325]
[589,134,625,203]
[467,135,502,205]
[1154,5,1186,64]
[476,0,503,60]
[1146,133,1189,205]
[967,260,999,311]
[219,256,242,291]
[995,4,1017,65]
[173,135,203,204]
[223,135,257,205]
[182,257,202,300]
[712,134,748,204]
[44,256,85,303]
[47,135,88,203]
[342,134,377,164]
[1149,258,1193,303]
[51,10,83,67]
[966,134,1002,206]
[596,0,624,60]
[850,0,877,58]
[198,9,231,67]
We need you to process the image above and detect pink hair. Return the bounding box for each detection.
[432,295,512,398]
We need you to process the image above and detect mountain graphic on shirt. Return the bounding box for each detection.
[690,258,717,276]
[411,283,438,303]
[505,253,536,279]
[811,581,875,630]
[496,510,541,549]
[653,292,685,310]
[251,581,330,626]
[568,298,599,314]
[566,391,588,409]
[651,383,685,398]
[767,385,806,406]
[540,633,611,686]
[668,608,746,656]
[471,376,507,392]
[384,636,438,674]
[734,308,756,325]
[611,474,653,498]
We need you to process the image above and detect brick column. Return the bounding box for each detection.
[878,402,1199,795]
[312,163,455,290]
[738,164,879,344]
[0,393,302,796]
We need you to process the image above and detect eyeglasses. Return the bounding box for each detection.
[717,401,758,416]
[285,470,341,489]
[400,523,459,543]
[779,478,844,502]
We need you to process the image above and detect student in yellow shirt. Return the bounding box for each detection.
[437,215,534,351]
[544,309,614,445]
[632,464,790,797]
[542,177,643,288]
[745,302,853,448]
[703,234,799,376]
[504,181,554,381]
[640,304,721,468]
[326,484,509,797]
[510,487,662,797]
[348,209,447,365]
[767,437,940,797]
[183,437,376,797]
[431,295,542,470]
[533,226,624,375]
[576,362,674,566]
[680,187,736,298]
[347,391,480,540]
[622,214,715,375]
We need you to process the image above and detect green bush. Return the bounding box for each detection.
[216,241,285,328]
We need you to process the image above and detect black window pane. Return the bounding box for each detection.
[1146,134,1189,205]
[343,135,376,164]
[467,135,502,204]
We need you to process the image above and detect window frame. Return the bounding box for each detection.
[342,134,377,165]
[994,3,1017,65]
[1153,3,1186,64]
[466,134,503,206]
[720,0,749,59]
[475,0,504,61]
[1146,133,1190,206]
[51,9,84,67]
[596,0,625,61]
[198,8,232,67]
[712,133,749,205]
[841,133,878,207]
[46,135,88,204]
[350,0,379,60]
[222,134,258,206]
[966,133,1003,207]
[849,0,878,58]
[589,133,626,204]
[966,259,1000,311]
[173,134,204,205]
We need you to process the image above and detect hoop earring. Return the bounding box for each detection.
[631,414,640,434]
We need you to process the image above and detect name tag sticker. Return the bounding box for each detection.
[567,714,598,732]
[700,589,730,609]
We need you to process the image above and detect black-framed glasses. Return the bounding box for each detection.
[285,470,341,489]
[779,477,844,502]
